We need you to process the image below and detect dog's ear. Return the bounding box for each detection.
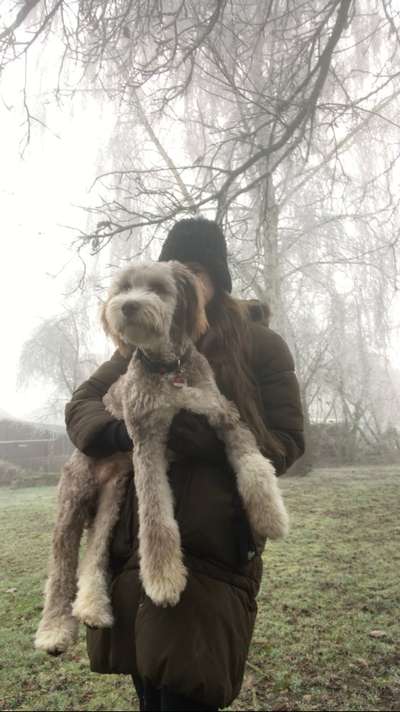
[100,301,132,358]
[191,278,209,342]
[100,301,110,338]
[170,263,209,346]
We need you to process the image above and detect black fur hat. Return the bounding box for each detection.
[159,217,232,293]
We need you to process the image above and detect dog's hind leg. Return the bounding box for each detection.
[133,425,187,607]
[72,473,127,628]
[34,469,87,655]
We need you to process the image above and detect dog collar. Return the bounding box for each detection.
[135,348,188,375]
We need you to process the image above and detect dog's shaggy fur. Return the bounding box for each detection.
[35,261,289,656]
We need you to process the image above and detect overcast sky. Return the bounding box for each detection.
[2,99,399,421]
[1,29,399,424]
[0,77,114,420]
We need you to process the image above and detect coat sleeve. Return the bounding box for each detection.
[250,323,305,475]
[64,349,131,457]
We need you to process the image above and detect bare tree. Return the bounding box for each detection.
[3,0,400,466]
[18,307,100,420]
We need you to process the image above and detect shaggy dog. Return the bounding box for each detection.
[35,261,289,656]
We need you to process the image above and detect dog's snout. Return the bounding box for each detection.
[122,301,139,318]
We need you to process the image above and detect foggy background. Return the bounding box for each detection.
[1,4,400,712]
[1,0,400,473]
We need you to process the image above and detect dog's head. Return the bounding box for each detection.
[101,261,208,355]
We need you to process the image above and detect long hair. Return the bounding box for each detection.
[198,290,284,459]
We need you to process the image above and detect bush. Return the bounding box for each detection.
[308,422,400,467]
[0,459,22,486]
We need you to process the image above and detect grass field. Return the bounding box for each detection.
[1,466,399,711]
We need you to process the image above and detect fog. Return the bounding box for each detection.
[1,0,399,469]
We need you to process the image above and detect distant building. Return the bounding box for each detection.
[0,418,73,473]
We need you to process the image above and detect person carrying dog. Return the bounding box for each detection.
[65,217,305,712]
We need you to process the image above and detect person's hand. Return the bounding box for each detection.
[85,419,133,457]
[168,410,226,464]
[108,420,133,452]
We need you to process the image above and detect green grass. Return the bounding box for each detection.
[1,467,399,711]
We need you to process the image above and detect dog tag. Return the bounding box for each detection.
[170,374,187,388]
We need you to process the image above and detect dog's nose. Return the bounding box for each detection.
[122,301,139,318]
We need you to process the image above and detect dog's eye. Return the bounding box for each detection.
[149,279,170,295]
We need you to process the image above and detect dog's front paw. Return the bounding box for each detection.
[72,587,114,628]
[34,614,79,655]
[253,487,290,540]
[236,453,290,540]
[142,556,188,607]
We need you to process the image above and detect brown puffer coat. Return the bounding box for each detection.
[65,319,304,710]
